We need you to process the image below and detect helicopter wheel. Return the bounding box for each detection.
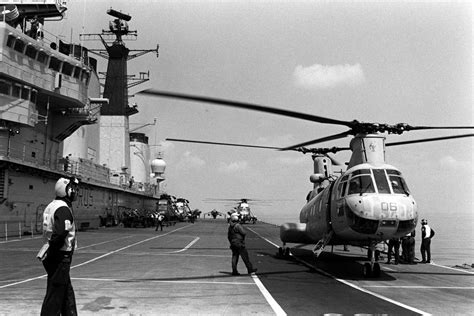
[278,246,291,258]
[363,262,372,278]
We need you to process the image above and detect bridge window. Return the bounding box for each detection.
[25,44,38,59]
[0,80,10,95]
[73,66,81,79]
[21,86,30,100]
[49,56,62,72]
[62,62,74,76]
[12,84,21,98]
[14,39,26,53]
[37,51,49,64]
[6,34,15,48]
[30,89,37,104]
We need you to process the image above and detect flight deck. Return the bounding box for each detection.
[1,219,472,315]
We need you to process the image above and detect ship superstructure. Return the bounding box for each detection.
[0,1,164,236]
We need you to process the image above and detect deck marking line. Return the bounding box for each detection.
[166,237,200,253]
[297,257,431,316]
[72,277,254,285]
[365,285,474,289]
[247,227,430,316]
[76,235,135,250]
[71,224,191,270]
[0,225,192,289]
[431,262,474,274]
[251,274,287,316]
[247,228,287,316]
[0,236,42,244]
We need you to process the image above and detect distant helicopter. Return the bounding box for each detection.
[205,209,225,219]
[175,197,192,222]
[204,198,258,224]
[140,89,473,277]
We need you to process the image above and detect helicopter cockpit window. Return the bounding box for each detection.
[348,173,375,195]
[372,169,391,194]
[387,169,410,194]
[336,175,349,198]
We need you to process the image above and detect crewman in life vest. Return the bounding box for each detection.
[40,177,79,316]
[420,219,435,263]
[227,213,257,276]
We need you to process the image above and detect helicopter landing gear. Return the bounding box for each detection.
[278,243,291,258]
[363,242,381,278]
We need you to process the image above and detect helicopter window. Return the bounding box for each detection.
[389,175,410,194]
[348,175,375,195]
[336,180,349,198]
[351,169,371,176]
[386,169,402,176]
[373,169,391,194]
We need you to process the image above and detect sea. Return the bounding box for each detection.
[261,210,474,268]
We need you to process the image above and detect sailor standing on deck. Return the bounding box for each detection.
[227,213,257,276]
[40,177,79,316]
[420,219,434,263]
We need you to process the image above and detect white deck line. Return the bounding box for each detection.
[247,227,430,316]
[0,225,191,289]
[246,228,287,316]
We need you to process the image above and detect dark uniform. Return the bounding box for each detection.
[420,219,434,263]
[386,238,400,264]
[227,215,257,276]
[40,178,79,316]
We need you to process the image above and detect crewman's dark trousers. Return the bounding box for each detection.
[155,220,163,231]
[41,252,77,316]
[230,244,253,274]
[421,238,431,262]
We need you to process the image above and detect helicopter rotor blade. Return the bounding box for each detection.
[140,89,352,127]
[386,133,474,147]
[280,130,353,151]
[166,138,282,150]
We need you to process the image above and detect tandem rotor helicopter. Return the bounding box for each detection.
[140,89,473,278]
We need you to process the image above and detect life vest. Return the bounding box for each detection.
[42,200,76,252]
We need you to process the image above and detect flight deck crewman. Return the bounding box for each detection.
[39,177,79,316]
[420,219,435,263]
[227,214,257,276]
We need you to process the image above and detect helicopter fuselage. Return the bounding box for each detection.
[281,163,418,246]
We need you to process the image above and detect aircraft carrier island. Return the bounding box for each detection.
[1,219,473,315]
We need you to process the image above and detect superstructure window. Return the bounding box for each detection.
[61,62,73,76]
[21,86,30,100]
[37,51,48,64]
[30,89,37,104]
[49,56,62,72]
[73,66,81,79]
[0,80,10,95]
[12,84,21,98]
[14,39,26,53]
[6,34,15,48]
[25,44,38,59]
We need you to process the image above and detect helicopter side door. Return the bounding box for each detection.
[305,184,333,242]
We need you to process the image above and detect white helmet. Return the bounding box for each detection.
[230,213,240,222]
[55,177,79,200]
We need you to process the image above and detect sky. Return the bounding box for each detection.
[49,0,472,227]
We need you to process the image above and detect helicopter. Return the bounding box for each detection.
[140,89,473,277]
[175,197,192,222]
[204,198,258,224]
